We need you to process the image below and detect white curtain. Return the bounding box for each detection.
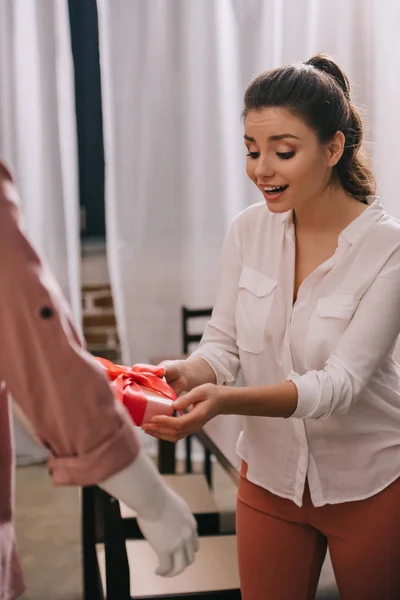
[0,0,81,463]
[97,0,399,368]
[370,1,400,219]
[0,0,81,324]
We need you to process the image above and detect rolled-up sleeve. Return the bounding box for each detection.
[190,217,242,386]
[288,258,400,420]
[0,163,139,486]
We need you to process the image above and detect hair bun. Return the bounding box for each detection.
[305,54,351,100]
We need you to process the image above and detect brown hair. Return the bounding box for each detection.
[243,54,375,203]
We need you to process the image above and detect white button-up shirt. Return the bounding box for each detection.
[192,197,400,506]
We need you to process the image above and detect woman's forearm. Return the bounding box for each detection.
[216,381,298,419]
[183,357,217,390]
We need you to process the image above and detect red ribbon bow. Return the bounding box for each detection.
[95,356,177,426]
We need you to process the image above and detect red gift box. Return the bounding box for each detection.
[95,356,177,426]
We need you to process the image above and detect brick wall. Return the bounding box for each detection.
[82,284,121,362]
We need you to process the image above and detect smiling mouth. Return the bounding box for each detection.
[263,185,289,195]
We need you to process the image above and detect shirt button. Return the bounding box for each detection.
[40,306,54,319]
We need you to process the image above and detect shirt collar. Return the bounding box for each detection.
[281,196,386,246]
[339,196,385,246]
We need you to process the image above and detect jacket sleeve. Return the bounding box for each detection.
[0,162,139,486]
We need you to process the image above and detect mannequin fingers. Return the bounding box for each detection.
[192,529,200,553]
[185,537,195,566]
[167,546,189,577]
[155,552,173,577]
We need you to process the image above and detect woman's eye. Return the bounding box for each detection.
[277,151,295,160]
[246,151,260,159]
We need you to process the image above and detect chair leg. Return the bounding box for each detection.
[102,489,131,600]
[82,487,104,600]
[204,448,213,489]
[158,439,176,474]
[185,435,193,473]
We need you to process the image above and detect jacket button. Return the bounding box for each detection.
[40,306,54,319]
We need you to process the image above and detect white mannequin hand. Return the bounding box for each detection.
[136,484,199,576]
[99,450,198,577]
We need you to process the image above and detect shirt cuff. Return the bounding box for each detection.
[286,370,320,419]
[189,349,236,386]
[48,405,140,487]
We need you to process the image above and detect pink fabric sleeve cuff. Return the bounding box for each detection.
[48,405,140,487]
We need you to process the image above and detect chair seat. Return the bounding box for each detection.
[120,474,218,518]
[96,534,239,597]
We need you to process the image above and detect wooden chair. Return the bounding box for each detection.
[81,423,242,599]
[82,473,240,599]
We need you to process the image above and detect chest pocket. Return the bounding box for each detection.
[316,295,359,319]
[305,294,360,369]
[235,267,277,354]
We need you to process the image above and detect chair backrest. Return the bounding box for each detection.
[181,306,213,354]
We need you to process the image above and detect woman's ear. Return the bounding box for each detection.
[326,131,345,167]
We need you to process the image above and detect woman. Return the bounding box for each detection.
[143,55,400,599]
[0,163,197,599]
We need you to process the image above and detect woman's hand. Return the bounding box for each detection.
[159,360,189,396]
[142,383,222,443]
[159,357,217,397]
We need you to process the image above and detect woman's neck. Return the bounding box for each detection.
[293,185,367,236]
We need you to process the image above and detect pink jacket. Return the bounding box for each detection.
[0,163,139,599]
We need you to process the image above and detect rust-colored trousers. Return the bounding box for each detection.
[237,465,400,600]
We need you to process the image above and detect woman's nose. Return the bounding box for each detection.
[254,155,275,179]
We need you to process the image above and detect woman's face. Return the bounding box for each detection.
[244,107,341,214]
